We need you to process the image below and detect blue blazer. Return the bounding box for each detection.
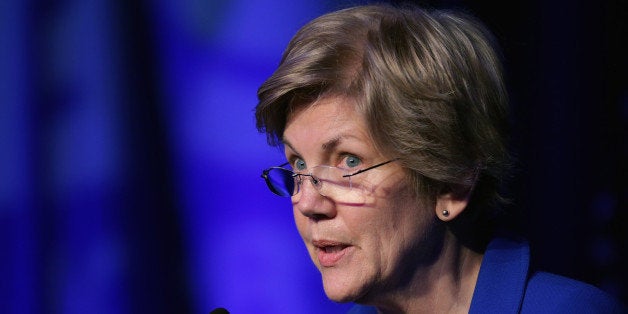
[348,237,626,313]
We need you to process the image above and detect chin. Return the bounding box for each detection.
[323,287,360,303]
[320,270,369,303]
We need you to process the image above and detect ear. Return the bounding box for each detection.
[435,185,472,222]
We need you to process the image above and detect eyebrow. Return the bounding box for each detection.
[321,136,343,151]
[281,138,299,155]
[282,134,347,155]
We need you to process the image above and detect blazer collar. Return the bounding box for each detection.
[469,237,530,314]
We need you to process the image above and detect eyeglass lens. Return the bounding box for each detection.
[264,167,296,197]
[266,166,366,204]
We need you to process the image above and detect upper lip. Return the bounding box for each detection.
[312,239,350,249]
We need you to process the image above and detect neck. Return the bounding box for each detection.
[374,231,483,314]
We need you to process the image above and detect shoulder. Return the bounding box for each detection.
[471,237,626,313]
[521,271,626,314]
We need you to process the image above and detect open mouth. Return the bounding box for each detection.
[322,245,347,253]
[313,240,351,267]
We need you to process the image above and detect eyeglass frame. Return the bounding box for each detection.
[260,158,399,197]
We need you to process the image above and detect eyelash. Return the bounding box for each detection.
[286,152,363,169]
[289,156,304,170]
[339,153,362,166]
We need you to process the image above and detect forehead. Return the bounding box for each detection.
[288,96,357,122]
[283,97,372,150]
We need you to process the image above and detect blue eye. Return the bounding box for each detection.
[295,158,307,170]
[345,155,361,168]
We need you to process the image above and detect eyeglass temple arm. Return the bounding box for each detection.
[261,162,291,178]
[342,158,399,178]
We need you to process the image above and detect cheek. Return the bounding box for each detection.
[359,168,411,202]
[391,188,433,242]
[372,179,431,253]
[293,208,308,237]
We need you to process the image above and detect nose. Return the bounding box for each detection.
[293,175,336,220]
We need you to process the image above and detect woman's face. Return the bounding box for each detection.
[282,97,440,302]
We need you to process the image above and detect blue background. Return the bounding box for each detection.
[1,0,626,313]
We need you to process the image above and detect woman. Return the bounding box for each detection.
[255,4,624,313]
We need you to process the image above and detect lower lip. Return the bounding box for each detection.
[317,246,351,267]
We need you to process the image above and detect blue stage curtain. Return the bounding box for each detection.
[1,0,192,313]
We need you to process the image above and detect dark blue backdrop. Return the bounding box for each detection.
[1,0,625,313]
